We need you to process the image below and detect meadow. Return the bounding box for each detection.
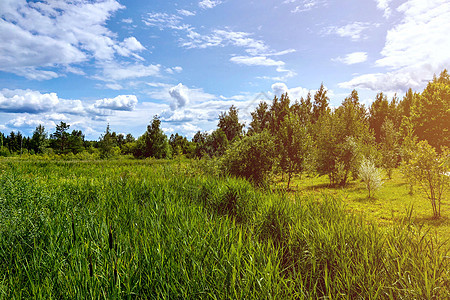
[0,157,448,299]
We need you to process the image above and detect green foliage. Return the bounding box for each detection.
[248,101,270,135]
[30,125,48,154]
[359,157,383,198]
[404,140,449,218]
[51,121,70,154]
[278,113,313,189]
[134,116,171,159]
[99,124,115,159]
[411,69,450,150]
[380,119,399,179]
[315,90,371,186]
[221,130,275,185]
[218,105,244,142]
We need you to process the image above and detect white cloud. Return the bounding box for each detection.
[199,0,222,9]
[105,83,124,90]
[97,62,161,81]
[169,83,190,110]
[94,95,138,111]
[230,56,285,67]
[142,12,183,30]
[165,66,183,74]
[7,116,48,128]
[323,22,371,41]
[122,18,133,24]
[272,83,311,100]
[340,0,450,92]
[333,52,368,65]
[0,0,147,80]
[272,83,289,97]
[177,9,196,16]
[0,89,59,113]
[375,0,392,18]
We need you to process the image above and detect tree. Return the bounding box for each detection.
[380,119,399,179]
[369,92,390,144]
[405,141,449,218]
[51,122,70,154]
[278,113,313,189]
[312,83,329,123]
[248,101,270,135]
[30,125,48,154]
[315,90,372,186]
[68,130,85,154]
[221,130,276,185]
[135,116,171,159]
[359,158,383,199]
[204,129,229,157]
[410,70,450,150]
[218,105,244,142]
[99,124,114,159]
[269,93,290,133]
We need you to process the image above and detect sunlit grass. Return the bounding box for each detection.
[281,168,450,247]
[0,157,448,298]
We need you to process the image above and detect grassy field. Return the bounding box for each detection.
[0,157,448,299]
[280,169,450,246]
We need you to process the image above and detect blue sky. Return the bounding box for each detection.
[1,0,449,139]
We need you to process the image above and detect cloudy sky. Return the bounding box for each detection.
[1,0,449,139]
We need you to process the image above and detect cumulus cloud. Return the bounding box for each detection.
[169,84,190,110]
[199,0,222,9]
[340,0,450,92]
[333,52,368,65]
[0,0,147,80]
[94,95,138,111]
[375,0,392,18]
[0,89,59,113]
[271,83,311,100]
[271,83,289,97]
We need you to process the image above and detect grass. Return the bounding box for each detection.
[282,169,450,247]
[0,157,448,298]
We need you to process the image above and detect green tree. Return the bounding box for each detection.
[248,101,270,135]
[135,116,171,159]
[278,113,313,189]
[68,130,85,154]
[269,93,290,133]
[411,70,450,150]
[315,90,372,186]
[405,141,449,218]
[204,129,229,157]
[380,119,399,179]
[99,124,114,159]
[51,122,70,154]
[30,125,48,154]
[312,83,329,124]
[221,130,276,185]
[218,105,244,142]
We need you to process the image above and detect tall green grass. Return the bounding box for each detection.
[0,158,448,298]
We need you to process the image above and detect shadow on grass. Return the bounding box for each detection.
[411,215,449,227]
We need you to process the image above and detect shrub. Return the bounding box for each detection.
[221,130,275,185]
[359,158,383,198]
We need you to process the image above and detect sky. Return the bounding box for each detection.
[0,0,449,140]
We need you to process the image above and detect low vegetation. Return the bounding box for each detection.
[0,159,448,298]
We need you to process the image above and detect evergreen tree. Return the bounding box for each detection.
[99,125,114,158]
[248,101,270,135]
[312,83,329,123]
[30,125,48,154]
[51,122,70,154]
[135,116,171,158]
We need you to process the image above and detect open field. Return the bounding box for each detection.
[280,169,450,247]
[0,158,448,299]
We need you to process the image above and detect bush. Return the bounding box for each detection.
[221,130,275,185]
[359,157,383,198]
